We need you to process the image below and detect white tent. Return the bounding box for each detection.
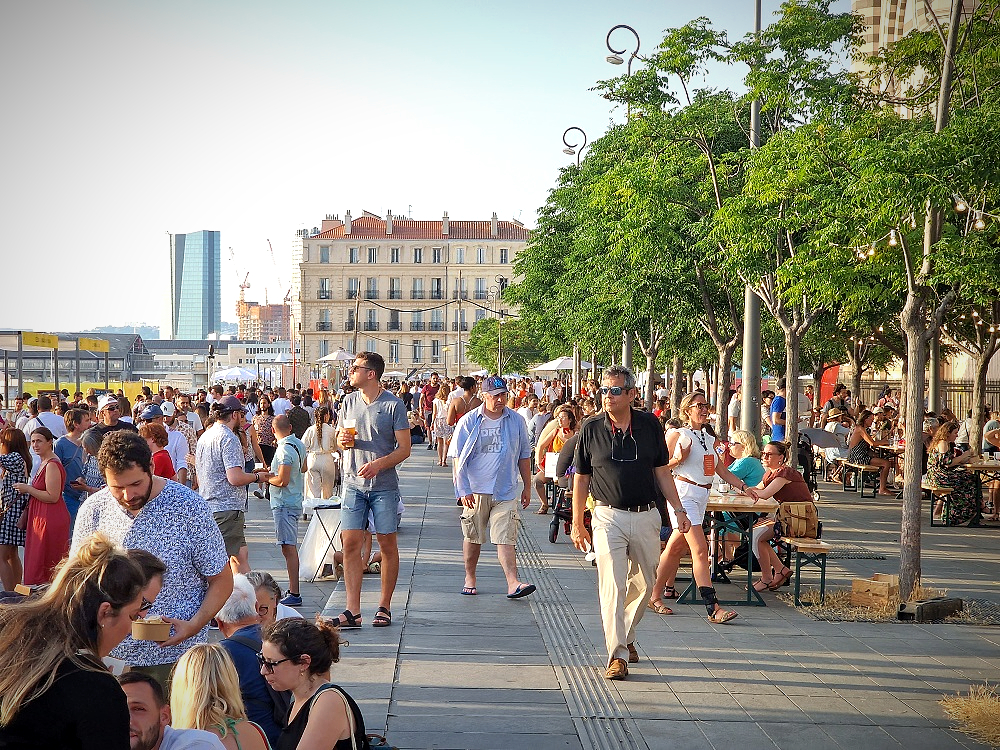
[530,357,592,372]
[317,349,354,363]
[469,369,489,377]
[383,370,406,379]
[212,366,257,383]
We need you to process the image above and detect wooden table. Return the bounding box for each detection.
[677,493,779,607]
[966,460,1000,518]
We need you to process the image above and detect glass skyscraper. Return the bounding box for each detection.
[170,230,221,339]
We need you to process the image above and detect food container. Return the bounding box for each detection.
[132,618,171,642]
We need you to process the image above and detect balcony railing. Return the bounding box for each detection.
[411,290,425,299]
[345,321,355,331]
[474,291,487,300]
[452,322,468,331]
[430,290,444,300]
[317,290,332,300]
[365,290,379,299]
[347,290,359,299]
[364,322,380,331]
[388,290,402,300]
[316,322,332,331]
[429,322,445,331]
[451,291,468,299]
[387,321,402,331]
[431,356,441,364]
[410,322,426,331]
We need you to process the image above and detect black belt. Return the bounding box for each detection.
[596,502,656,513]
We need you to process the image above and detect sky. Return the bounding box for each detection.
[1,0,849,335]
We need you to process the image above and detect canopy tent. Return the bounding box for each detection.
[317,349,354,363]
[211,366,257,383]
[529,357,593,372]
[469,369,489,377]
[383,370,406,379]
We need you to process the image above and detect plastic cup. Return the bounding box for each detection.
[342,419,357,447]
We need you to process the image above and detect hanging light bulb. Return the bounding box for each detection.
[910,215,918,229]
[878,325,884,332]
[868,244,876,257]
[974,213,986,231]
[973,310,980,317]
[955,196,968,212]
[889,229,898,246]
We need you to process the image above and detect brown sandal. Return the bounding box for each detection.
[768,567,792,590]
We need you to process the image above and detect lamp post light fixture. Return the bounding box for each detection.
[606,24,641,74]
[485,275,509,375]
[562,126,588,167]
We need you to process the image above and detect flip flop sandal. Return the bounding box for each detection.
[460,586,477,596]
[647,601,673,615]
[707,608,738,624]
[372,606,392,627]
[662,585,680,600]
[334,610,362,629]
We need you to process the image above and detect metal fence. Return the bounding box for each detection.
[860,380,1000,416]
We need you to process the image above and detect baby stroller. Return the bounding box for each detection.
[798,432,820,501]
[548,486,591,543]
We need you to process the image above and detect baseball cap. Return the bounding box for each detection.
[97,395,118,412]
[217,395,246,414]
[160,402,176,417]
[873,406,884,414]
[139,404,164,421]
[481,375,508,396]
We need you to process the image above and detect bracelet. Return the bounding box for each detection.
[675,508,687,514]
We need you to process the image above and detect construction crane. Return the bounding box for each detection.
[239,272,251,302]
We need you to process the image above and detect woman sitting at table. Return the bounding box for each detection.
[984,426,1000,521]
[927,421,981,526]
[846,410,895,496]
[744,440,812,592]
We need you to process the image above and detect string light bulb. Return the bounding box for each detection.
[955,197,968,212]
[868,244,876,257]
[974,214,986,231]
[889,229,898,246]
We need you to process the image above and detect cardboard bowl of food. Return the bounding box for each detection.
[132,616,171,642]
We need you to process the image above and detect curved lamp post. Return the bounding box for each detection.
[485,275,509,375]
[562,126,588,167]
[606,24,641,75]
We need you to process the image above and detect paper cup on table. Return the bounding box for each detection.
[132,617,171,642]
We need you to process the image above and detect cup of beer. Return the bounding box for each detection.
[342,419,357,447]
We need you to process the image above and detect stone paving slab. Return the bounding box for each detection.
[239,441,998,750]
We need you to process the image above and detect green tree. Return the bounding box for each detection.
[465,317,546,375]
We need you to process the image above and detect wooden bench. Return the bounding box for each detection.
[923,483,954,527]
[783,537,831,605]
[844,463,880,498]
[826,457,846,482]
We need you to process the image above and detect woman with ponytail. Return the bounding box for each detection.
[0,533,153,748]
[303,406,338,501]
[261,617,367,750]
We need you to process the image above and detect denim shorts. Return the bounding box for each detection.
[341,487,401,535]
[272,506,300,546]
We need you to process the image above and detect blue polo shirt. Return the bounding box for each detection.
[271,434,306,511]
[220,624,282,746]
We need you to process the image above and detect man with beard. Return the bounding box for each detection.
[72,431,233,690]
[119,672,225,749]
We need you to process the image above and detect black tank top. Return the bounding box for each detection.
[276,683,366,750]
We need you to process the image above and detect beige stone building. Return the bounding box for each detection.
[292,210,529,376]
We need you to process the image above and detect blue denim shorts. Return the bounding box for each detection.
[272,506,300,546]
[341,487,401,535]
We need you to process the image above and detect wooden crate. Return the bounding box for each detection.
[851,574,900,607]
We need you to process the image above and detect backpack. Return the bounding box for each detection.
[775,501,821,539]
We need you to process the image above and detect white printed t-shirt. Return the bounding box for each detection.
[463,416,507,498]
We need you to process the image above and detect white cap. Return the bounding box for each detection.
[98,395,118,412]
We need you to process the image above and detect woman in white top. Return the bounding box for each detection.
[303,406,338,500]
[648,393,749,623]
[432,384,453,467]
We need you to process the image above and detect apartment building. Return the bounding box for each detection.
[293,210,529,374]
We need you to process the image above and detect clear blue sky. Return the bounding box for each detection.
[0,0,850,334]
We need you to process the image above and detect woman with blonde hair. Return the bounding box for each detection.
[533,406,579,514]
[0,533,153,747]
[170,643,269,750]
[431,383,452,467]
[303,406,339,500]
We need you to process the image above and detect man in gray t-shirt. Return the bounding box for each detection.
[334,352,411,630]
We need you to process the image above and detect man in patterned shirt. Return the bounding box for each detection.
[72,430,234,690]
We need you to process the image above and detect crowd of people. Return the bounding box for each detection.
[2,359,999,747]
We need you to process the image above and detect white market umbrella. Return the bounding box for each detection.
[317,349,354,363]
[469,369,489,377]
[212,366,257,383]
[384,370,406,379]
[271,352,294,363]
[530,356,591,372]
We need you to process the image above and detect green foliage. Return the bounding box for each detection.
[465,317,548,376]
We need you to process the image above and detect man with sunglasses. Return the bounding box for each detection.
[95,394,138,436]
[72,430,232,691]
[571,366,690,681]
[334,352,411,629]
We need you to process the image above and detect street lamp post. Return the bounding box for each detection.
[562,126,588,167]
[485,275,508,375]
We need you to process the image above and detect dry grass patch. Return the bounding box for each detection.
[777,583,947,623]
[941,684,1000,748]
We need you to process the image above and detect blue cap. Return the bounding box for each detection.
[139,404,163,421]
[482,375,508,396]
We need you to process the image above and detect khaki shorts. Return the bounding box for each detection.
[460,494,519,546]
[213,510,247,557]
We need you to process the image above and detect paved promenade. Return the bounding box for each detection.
[243,446,1000,750]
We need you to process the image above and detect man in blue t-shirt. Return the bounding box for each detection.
[264,415,307,607]
[770,378,787,443]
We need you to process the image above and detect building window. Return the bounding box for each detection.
[368,247,378,264]
[349,247,359,264]
[431,340,441,364]
[389,278,401,300]
[432,247,442,264]
[411,278,424,299]
[366,309,378,330]
[475,277,486,300]
[431,309,444,331]
[413,247,422,264]
[412,340,422,362]
[430,277,443,300]
[366,277,379,299]
[318,278,331,300]
[475,309,486,322]
[320,340,329,358]
[477,247,486,264]
[366,338,378,353]
[455,247,465,264]
[500,248,509,264]
[390,247,400,264]
[389,340,399,363]
[411,311,424,331]
[320,246,330,263]
[347,278,359,299]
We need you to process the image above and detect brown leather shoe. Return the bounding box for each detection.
[604,658,628,680]
[627,643,639,663]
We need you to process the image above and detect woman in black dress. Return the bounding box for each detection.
[261,617,366,750]
[847,410,895,496]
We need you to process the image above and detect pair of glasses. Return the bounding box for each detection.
[690,403,709,410]
[129,598,155,622]
[257,652,294,674]
[105,405,119,411]
[349,364,373,374]
[599,386,626,396]
[761,450,782,457]
[611,430,638,462]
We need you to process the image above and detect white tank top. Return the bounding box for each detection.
[673,426,715,483]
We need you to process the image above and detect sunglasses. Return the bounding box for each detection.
[129,598,155,622]
[256,652,294,674]
[349,364,373,374]
[599,386,627,396]
[689,403,709,409]
[761,450,783,457]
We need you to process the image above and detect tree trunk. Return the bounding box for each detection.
[969,354,990,453]
[670,355,683,418]
[783,328,801,468]
[716,346,735,441]
[645,353,657,412]
[850,361,863,411]
[898,298,926,601]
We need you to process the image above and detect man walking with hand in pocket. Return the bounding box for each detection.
[264,415,307,607]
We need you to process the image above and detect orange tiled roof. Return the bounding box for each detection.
[310,216,530,241]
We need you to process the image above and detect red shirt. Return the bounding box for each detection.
[151,449,175,479]
[762,465,812,503]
